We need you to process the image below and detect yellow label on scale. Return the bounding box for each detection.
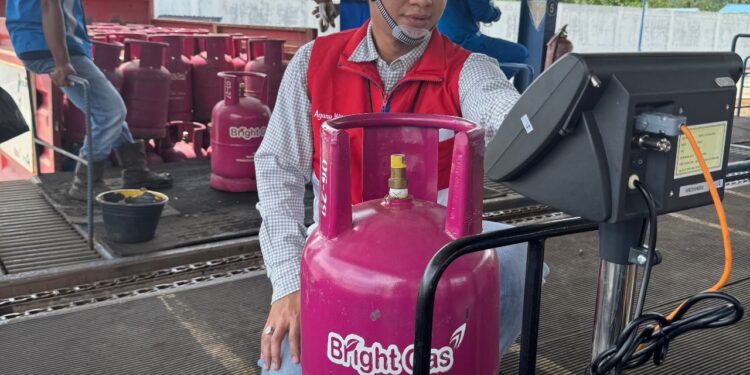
[674,121,727,179]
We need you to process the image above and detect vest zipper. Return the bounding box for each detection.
[340,65,442,113]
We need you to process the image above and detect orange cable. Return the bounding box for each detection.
[665,125,733,321]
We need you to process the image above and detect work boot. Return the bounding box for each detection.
[67,159,108,201]
[115,140,173,189]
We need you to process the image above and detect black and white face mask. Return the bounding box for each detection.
[374,0,430,46]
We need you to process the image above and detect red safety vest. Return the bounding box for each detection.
[308,22,470,203]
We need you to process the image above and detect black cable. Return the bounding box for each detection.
[633,180,657,318]
[590,181,744,375]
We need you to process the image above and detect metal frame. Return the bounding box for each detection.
[498,63,536,93]
[32,75,94,250]
[412,160,750,374]
[412,217,597,375]
[732,34,750,118]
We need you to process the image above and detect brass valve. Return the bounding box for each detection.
[388,154,408,190]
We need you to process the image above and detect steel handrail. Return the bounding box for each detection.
[499,62,535,93]
[412,217,597,374]
[32,75,94,250]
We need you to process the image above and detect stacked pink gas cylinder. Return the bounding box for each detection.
[245,38,285,110]
[59,22,283,176]
[209,71,270,192]
[301,113,501,374]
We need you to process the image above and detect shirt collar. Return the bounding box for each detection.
[348,23,432,70]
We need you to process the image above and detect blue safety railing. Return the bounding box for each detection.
[499,62,536,93]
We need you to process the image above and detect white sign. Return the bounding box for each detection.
[679,179,724,198]
[521,114,534,134]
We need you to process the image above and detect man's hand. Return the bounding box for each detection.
[261,291,301,371]
[50,63,76,87]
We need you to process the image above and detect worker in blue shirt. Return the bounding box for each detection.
[5,0,172,200]
[339,0,371,30]
[437,0,528,78]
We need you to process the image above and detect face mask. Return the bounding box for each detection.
[374,0,430,46]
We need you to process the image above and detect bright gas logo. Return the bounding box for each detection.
[327,323,466,375]
[229,126,266,140]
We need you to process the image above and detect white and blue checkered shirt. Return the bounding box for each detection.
[255,25,520,303]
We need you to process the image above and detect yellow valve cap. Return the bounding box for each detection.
[391,154,406,169]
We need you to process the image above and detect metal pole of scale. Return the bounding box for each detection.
[590,219,643,374]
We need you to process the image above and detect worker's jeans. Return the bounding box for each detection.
[258,221,545,374]
[21,55,134,162]
[461,33,530,79]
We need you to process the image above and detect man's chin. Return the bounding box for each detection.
[396,24,430,40]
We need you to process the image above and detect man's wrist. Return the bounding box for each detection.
[272,286,301,304]
[52,57,71,69]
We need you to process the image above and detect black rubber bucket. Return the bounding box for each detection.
[96,189,169,243]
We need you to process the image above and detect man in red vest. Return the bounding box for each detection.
[256,0,533,372]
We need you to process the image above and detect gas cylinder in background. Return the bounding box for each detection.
[119,39,171,140]
[191,35,234,124]
[149,34,193,122]
[247,36,266,59]
[545,24,573,69]
[210,71,270,192]
[63,40,124,143]
[234,37,267,72]
[160,121,208,162]
[244,39,285,110]
[300,113,500,374]
[107,32,147,57]
[231,36,268,70]
[231,36,249,70]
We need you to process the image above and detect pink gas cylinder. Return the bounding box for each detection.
[160,121,208,162]
[63,40,124,143]
[234,37,267,76]
[247,36,267,58]
[89,33,108,42]
[231,36,251,70]
[107,31,147,50]
[301,113,500,374]
[191,35,234,123]
[210,71,270,192]
[244,39,285,110]
[119,39,171,139]
[180,34,198,58]
[149,34,193,122]
[92,22,121,27]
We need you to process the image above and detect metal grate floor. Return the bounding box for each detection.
[0,185,747,374]
[0,180,99,274]
[0,272,269,375]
